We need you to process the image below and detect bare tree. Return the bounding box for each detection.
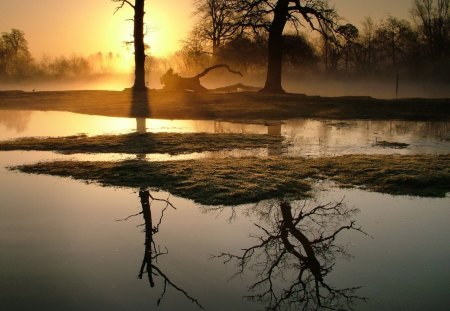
[217,199,367,310]
[175,35,212,73]
[336,23,359,72]
[236,0,338,93]
[0,29,32,77]
[360,17,376,71]
[1,29,29,57]
[112,0,147,90]
[373,17,418,70]
[192,0,242,57]
[411,0,450,61]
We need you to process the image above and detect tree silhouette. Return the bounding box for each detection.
[112,0,147,90]
[336,24,359,72]
[217,199,367,310]
[373,17,417,70]
[192,0,243,58]
[0,29,32,78]
[236,0,338,93]
[411,0,450,61]
[360,17,376,71]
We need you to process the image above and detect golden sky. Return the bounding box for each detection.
[0,0,413,59]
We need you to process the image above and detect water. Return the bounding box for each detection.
[1,110,449,159]
[0,110,449,310]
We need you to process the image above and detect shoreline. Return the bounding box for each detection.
[1,89,449,121]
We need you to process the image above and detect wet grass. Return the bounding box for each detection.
[0,132,283,154]
[11,154,450,205]
[374,140,410,149]
[1,90,449,121]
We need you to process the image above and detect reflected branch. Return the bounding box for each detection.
[152,264,204,309]
[115,211,143,222]
[217,199,367,310]
[201,205,238,223]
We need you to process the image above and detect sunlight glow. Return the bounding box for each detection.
[107,5,182,72]
[145,8,181,58]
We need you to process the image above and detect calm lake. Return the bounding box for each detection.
[0,110,449,310]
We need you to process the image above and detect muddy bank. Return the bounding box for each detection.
[11,154,450,205]
[1,89,449,121]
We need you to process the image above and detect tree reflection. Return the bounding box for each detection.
[217,199,368,310]
[0,110,32,133]
[136,118,147,134]
[118,189,203,309]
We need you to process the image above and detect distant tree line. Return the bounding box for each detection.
[172,0,450,83]
[0,29,124,82]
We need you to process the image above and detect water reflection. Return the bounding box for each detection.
[216,200,367,310]
[124,118,202,306]
[123,193,367,310]
[116,133,366,310]
[0,110,32,133]
[285,119,450,155]
[119,190,203,308]
[136,118,147,134]
[1,111,448,156]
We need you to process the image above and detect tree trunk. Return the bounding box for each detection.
[138,190,155,287]
[260,0,288,94]
[133,0,147,90]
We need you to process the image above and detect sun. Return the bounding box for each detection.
[105,1,193,73]
[108,7,180,72]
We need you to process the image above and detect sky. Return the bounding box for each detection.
[0,0,414,60]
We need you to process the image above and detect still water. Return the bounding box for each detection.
[0,110,449,310]
[1,110,449,158]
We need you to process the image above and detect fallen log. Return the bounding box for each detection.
[160,64,243,92]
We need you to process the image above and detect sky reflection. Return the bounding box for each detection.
[0,111,449,161]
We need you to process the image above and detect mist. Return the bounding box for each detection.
[3,65,449,100]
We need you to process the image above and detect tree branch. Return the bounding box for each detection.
[112,0,135,14]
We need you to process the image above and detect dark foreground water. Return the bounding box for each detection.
[0,111,449,310]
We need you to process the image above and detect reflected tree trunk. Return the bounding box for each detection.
[118,189,203,308]
[136,118,147,134]
[138,190,155,286]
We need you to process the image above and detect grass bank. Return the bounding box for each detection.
[11,155,450,205]
[0,132,282,155]
[1,90,449,121]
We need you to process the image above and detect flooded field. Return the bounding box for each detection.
[0,110,449,310]
[1,110,449,159]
